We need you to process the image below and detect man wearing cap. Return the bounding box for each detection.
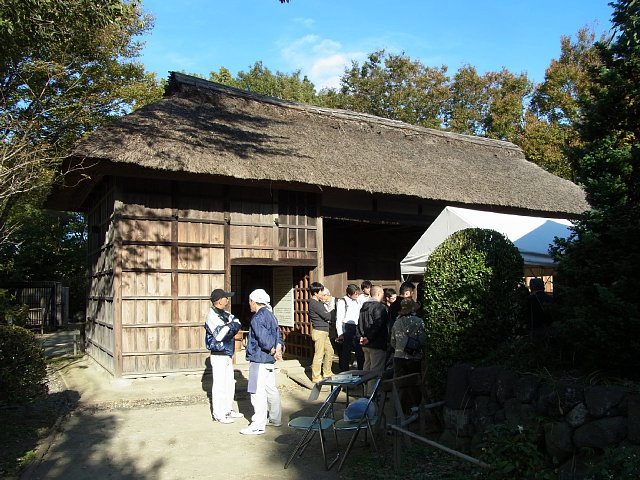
[241,288,284,435]
[204,288,242,424]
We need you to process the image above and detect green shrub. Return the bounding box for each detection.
[477,335,563,373]
[423,228,524,397]
[585,446,640,479]
[0,289,29,327]
[0,325,48,404]
[479,421,554,480]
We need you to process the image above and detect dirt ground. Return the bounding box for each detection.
[21,333,395,480]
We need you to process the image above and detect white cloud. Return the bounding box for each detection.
[280,35,366,90]
[293,17,315,28]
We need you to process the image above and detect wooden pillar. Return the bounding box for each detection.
[272,189,280,262]
[112,182,123,377]
[223,188,231,292]
[316,215,324,283]
[170,181,179,352]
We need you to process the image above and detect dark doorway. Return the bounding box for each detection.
[230,266,274,329]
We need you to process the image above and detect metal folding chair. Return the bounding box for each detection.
[333,376,383,472]
[284,385,342,470]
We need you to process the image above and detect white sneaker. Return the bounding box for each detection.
[226,410,244,419]
[240,426,265,435]
[216,417,234,424]
[267,420,282,427]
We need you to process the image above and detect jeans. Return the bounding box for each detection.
[338,323,364,371]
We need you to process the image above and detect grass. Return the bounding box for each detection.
[341,442,489,480]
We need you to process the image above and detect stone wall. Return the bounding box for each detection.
[441,364,640,478]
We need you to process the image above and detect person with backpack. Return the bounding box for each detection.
[204,288,242,424]
[357,285,390,393]
[335,283,364,371]
[390,297,427,413]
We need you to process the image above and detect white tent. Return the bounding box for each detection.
[400,206,574,278]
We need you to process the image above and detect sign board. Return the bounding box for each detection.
[272,267,294,327]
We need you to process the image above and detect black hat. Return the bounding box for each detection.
[210,288,234,303]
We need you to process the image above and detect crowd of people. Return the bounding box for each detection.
[203,276,551,432]
[312,280,427,408]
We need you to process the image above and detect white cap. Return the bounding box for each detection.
[249,289,271,305]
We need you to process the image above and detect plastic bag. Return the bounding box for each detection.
[343,397,376,421]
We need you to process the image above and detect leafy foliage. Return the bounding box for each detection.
[209,62,319,104]
[0,0,163,245]
[0,198,87,316]
[521,28,602,179]
[422,228,524,396]
[338,50,450,129]
[0,325,47,404]
[585,446,640,479]
[552,0,640,376]
[479,422,553,480]
[0,288,28,326]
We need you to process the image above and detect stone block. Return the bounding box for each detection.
[585,385,627,417]
[566,402,590,428]
[514,374,540,403]
[444,363,473,409]
[628,394,640,444]
[544,421,574,462]
[556,381,585,413]
[468,366,498,395]
[442,406,475,437]
[504,398,535,425]
[573,416,627,449]
[536,383,561,416]
[492,368,516,405]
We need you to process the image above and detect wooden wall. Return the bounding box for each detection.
[86,179,117,374]
[85,177,319,377]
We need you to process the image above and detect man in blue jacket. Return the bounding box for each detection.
[205,288,242,424]
[240,289,284,435]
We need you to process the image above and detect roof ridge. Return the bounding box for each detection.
[167,71,522,152]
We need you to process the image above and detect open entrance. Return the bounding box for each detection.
[322,219,426,296]
[231,265,315,360]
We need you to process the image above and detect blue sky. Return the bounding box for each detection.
[139,0,614,91]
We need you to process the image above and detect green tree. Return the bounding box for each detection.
[338,50,450,129]
[445,65,489,136]
[0,0,163,245]
[483,68,532,142]
[209,61,319,104]
[553,0,640,374]
[521,28,601,179]
[0,193,87,316]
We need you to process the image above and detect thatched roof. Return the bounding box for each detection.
[50,72,588,216]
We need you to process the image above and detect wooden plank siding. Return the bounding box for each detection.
[85,177,320,377]
[86,178,117,374]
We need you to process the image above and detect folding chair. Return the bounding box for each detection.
[333,377,383,472]
[284,385,342,470]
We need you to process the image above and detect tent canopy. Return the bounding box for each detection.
[400,206,573,278]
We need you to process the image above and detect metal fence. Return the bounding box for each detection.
[2,281,68,331]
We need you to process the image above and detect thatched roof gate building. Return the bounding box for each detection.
[48,73,588,377]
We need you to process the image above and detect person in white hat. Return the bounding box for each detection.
[240,289,284,435]
[204,288,243,424]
